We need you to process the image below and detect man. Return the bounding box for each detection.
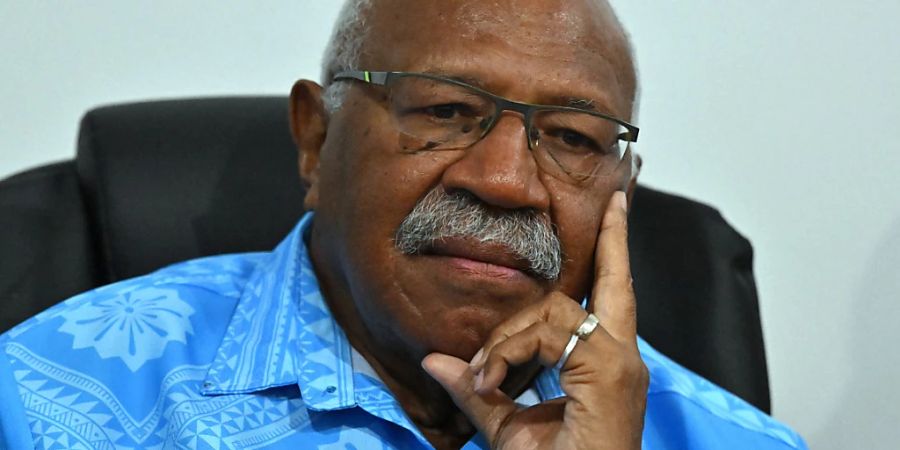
[0,0,805,448]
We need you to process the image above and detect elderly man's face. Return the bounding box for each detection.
[294,0,637,363]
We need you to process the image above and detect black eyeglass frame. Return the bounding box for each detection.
[331,70,640,149]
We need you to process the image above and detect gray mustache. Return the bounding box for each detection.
[394,187,562,280]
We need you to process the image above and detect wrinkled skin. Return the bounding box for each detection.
[289,0,645,448]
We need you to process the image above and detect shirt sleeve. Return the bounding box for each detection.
[0,342,35,450]
[643,391,808,450]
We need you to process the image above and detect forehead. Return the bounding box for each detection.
[360,0,635,117]
[441,1,603,44]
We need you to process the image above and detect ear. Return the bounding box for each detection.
[625,152,642,213]
[289,79,328,210]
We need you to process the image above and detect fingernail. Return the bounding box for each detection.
[469,348,484,368]
[474,370,484,391]
[615,191,628,213]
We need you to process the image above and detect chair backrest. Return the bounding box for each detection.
[75,97,305,281]
[0,97,770,413]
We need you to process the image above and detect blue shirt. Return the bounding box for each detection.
[0,213,806,449]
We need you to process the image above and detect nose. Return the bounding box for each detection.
[439,112,551,211]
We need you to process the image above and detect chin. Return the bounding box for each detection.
[378,253,556,354]
[410,289,537,359]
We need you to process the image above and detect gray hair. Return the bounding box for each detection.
[321,0,373,114]
[319,0,639,124]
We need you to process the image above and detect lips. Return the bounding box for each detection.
[425,236,532,276]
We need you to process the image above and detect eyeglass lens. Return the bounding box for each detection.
[388,75,629,181]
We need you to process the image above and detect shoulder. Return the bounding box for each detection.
[638,339,807,450]
[0,252,270,448]
[1,251,269,377]
[4,252,266,339]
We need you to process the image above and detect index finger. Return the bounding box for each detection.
[422,353,518,445]
[590,190,637,343]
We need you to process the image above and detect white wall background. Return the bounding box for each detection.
[1,1,898,448]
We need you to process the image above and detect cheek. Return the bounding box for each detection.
[338,152,461,241]
[546,179,612,298]
[322,104,465,231]
[318,111,468,266]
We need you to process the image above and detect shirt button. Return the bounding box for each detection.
[325,386,337,394]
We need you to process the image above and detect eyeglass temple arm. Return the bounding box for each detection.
[332,70,390,86]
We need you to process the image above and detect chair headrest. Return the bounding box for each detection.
[76,97,307,281]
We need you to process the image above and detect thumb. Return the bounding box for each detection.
[422,353,518,445]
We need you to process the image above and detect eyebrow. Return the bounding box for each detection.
[420,70,614,114]
[564,98,597,112]
[429,72,483,87]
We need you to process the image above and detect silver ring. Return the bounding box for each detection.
[554,334,579,371]
[574,313,600,341]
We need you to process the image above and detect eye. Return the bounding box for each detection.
[545,128,602,153]
[560,130,594,148]
[424,104,467,119]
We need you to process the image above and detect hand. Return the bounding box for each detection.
[422,191,648,450]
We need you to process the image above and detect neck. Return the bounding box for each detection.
[348,322,477,448]
[323,280,479,449]
[306,230,475,447]
[305,226,539,448]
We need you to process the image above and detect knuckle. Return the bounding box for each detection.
[543,291,571,312]
[602,210,625,230]
[606,357,630,383]
[486,327,511,348]
[483,348,501,369]
[488,335,512,358]
[598,265,616,279]
[622,293,637,318]
[530,321,554,342]
[544,292,583,326]
[490,329,534,366]
[605,351,646,385]
[484,343,512,371]
[638,363,650,388]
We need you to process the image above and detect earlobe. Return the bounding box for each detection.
[289,79,328,210]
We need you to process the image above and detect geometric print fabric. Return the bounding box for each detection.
[0,212,806,449]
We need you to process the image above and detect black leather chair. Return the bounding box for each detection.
[0,97,771,413]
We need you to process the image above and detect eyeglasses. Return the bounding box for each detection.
[332,70,639,183]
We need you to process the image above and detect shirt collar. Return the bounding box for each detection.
[201,212,564,409]
[201,211,356,410]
